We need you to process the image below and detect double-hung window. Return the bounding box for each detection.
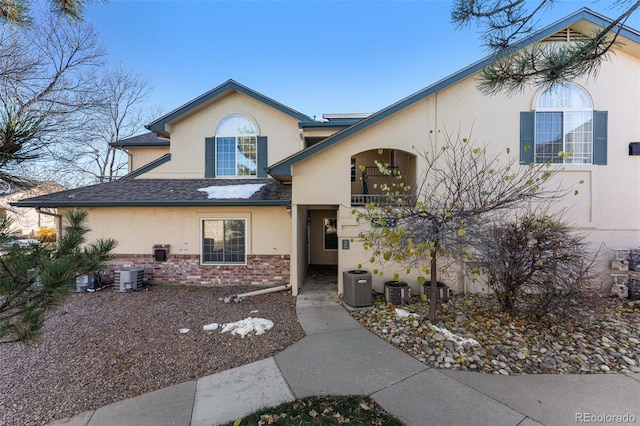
[535,83,593,164]
[201,219,246,264]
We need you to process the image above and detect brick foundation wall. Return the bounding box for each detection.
[107,254,290,286]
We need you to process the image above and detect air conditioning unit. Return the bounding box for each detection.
[343,270,373,307]
[114,268,144,292]
[75,272,96,292]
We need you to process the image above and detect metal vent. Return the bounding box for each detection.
[543,28,588,42]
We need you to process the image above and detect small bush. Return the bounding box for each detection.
[473,214,598,319]
[36,227,56,242]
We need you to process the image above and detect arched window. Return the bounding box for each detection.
[215,114,258,176]
[535,83,593,164]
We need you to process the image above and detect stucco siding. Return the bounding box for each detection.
[141,92,302,179]
[292,98,432,207]
[291,204,307,296]
[126,147,170,173]
[291,48,640,294]
[61,206,291,257]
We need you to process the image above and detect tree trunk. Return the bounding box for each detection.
[428,249,438,322]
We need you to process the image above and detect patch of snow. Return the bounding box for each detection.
[250,310,258,314]
[179,328,190,334]
[203,323,220,331]
[395,308,419,319]
[430,324,480,349]
[221,317,274,338]
[197,184,265,199]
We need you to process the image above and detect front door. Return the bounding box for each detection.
[308,209,338,266]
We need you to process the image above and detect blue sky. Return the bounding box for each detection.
[85,1,640,122]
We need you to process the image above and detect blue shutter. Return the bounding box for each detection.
[205,137,216,178]
[520,112,535,164]
[257,136,268,177]
[593,111,607,165]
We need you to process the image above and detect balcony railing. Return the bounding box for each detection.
[351,194,417,207]
[362,165,400,177]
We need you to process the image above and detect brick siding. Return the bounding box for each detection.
[107,254,290,286]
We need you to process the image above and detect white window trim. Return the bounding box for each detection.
[216,113,260,135]
[215,113,260,177]
[534,83,594,165]
[215,135,258,177]
[533,82,593,111]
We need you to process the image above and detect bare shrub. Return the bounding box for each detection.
[472,213,600,319]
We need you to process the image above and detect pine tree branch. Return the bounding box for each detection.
[452,1,640,94]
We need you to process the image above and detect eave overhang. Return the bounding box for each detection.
[268,8,640,180]
[12,200,290,208]
[146,79,313,137]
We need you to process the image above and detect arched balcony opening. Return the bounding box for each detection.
[350,148,417,207]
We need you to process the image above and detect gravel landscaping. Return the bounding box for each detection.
[0,284,304,426]
[350,293,640,375]
[4,277,639,426]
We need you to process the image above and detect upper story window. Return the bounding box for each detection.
[535,83,593,164]
[215,114,258,176]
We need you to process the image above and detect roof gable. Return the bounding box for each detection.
[147,79,313,138]
[268,8,640,179]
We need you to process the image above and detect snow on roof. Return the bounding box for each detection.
[197,183,265,199]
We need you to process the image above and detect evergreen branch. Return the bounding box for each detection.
[452,1,640,94]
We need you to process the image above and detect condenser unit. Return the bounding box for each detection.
[343,270,372,307]
[114,268,144,292]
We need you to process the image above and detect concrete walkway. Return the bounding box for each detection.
[52,276,640,426]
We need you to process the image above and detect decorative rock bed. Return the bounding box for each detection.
[349,293,640,375]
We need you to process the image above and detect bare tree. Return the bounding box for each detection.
[451,0,640,94]
[0,7,116,345]
[50,64,154,185]
[356,130,567,322]
[0,10,105,185]
[95,66,152,182]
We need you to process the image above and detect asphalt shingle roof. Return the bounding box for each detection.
[12,179,291,208]
[110,132,170,147]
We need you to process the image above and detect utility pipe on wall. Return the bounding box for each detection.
[235,283,292,298]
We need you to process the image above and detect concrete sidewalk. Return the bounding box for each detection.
[52,277,640,426]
